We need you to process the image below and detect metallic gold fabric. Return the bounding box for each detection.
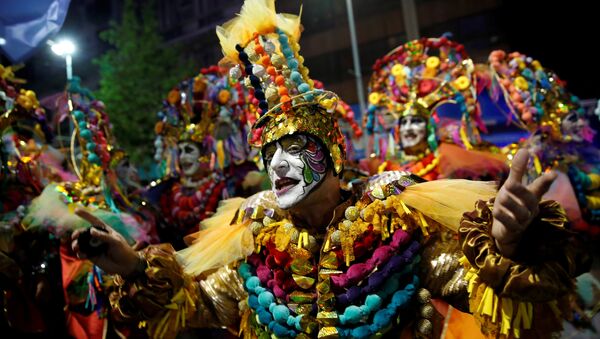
[109,244,246,338]
[420,230,469,311]
[459,199,590,301]
[197,264,247,328]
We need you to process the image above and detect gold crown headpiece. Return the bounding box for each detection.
[217,0,346,174]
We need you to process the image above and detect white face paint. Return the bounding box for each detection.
[263,135,328,209]
[178,141,210,177]
[400,114,427,149]
[561,112,586,142]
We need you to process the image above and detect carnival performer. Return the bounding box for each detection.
[71,1,589,338]
[362,37,508,181]
[21,78,152,338]
[1,63,70,338]
[149,66,262,249]
[490,50,600,238]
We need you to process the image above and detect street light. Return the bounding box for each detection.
[49,39,76,80]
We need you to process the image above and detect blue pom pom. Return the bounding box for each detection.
[248,295,259,308]
[271,322,291,337]
[238,263,252,279]
[87,153,100,165]
[287,59,299,70]
[255,286,266,294]
[373,308,394,328]
[298,83,310,93]
[282,46,293,57]
[73,110,85,121]
[366,294,382,310]
[78,121,87,130]
[80,129,92,141]
[257,309,272,325]
[86,142,96,152]
[245,276,260,291]
[257,291,274,308]
[304,94,313,101]
[272,305,290,324]
[351,325,372,339]
[343,305,362,324]
[290,71,303,83]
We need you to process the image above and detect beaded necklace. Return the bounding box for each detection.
[167,173,227,231]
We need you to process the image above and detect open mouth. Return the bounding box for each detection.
[275,177,300,194]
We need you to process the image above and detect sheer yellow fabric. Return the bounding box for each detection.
[401,179,498,232]
[177,198,254,277]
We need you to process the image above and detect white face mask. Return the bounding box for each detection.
[263,135,328,209]
[400,115,427,149]
[178,141,209,177]
[561,112,586,142]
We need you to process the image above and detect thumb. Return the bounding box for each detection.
[527,171,558,200]
[507,148,529,184]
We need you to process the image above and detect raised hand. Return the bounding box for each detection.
[492,148,557,257]
[71,208,142,276]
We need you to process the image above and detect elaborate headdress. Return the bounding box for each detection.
[217,0,346,174]
[489,50,588,142]
[366,37,483,154]
[154,66,257,177]
[1,64,53,184]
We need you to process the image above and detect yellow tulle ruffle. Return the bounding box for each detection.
[401,179,497,232]
[177,198,254,277]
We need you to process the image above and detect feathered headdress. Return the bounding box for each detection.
[217,0,346,174]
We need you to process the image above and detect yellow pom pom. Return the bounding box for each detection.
[514,76,529,91]
[426,56,440,69]
[369,92,382,105]
[453,76,471,91]
[321,98,334,110]
[391,64,404,77]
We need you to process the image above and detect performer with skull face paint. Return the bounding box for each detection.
[490,50,600,238]
[363,38,508,182]
[70,1,590,338]
[150,66,261,249]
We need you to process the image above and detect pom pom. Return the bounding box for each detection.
[80,129,92,141]
[272,305,290,324]
[258,291,274,308]
[298,83,310,93]
[290,71,303,84]
[73,110,85,121]
[365,294,382,311]
[245,276,260,291]
[257,308,273,325]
